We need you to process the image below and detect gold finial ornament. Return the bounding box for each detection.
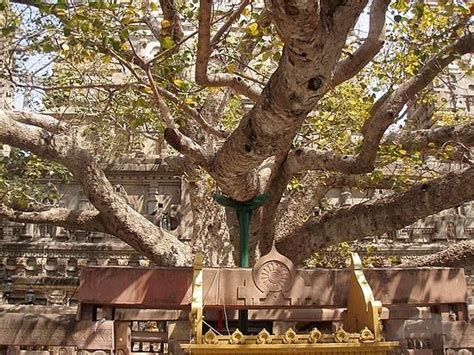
[308,328,322,343]
[283,328,297,344]
[256,329,272,344]
[360,327,375,342]
[203,329,218,344]
[335,327,350,343]
[230,329,245,345]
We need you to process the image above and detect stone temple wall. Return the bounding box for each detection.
[0,160,194,306]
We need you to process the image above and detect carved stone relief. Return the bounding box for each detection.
[238,246,311,306]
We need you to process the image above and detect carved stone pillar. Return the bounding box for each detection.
[178,179,193,241]
[2,221,13,241]
[20,223,36,239]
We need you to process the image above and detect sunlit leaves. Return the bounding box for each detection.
[0,149,71,209]
[372,0,472,89]
[245,23,259,36]
[304,242,397,268]
[300,78,373,154]
[161,19,171,29]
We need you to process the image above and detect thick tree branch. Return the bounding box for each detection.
[354,33,474,172]
[331,0,390,86]
[401,240,474,267]
[0,204,108,234]
[278,166,474,265]
[383,120,474,152]
[284,148,359,175]
[0,110,70,161]
[196,0,261,102]
[285,120,474,175]
[0,109,192,266]
[163,128,213,169]
[8,111,68,134]
[255,155,291,253]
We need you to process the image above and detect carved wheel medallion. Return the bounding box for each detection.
[253,245,296,293]
[259,261,291,292]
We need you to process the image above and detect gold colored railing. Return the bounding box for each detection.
[182,253,399,354]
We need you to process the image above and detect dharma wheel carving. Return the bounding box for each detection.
[253,245,296,293]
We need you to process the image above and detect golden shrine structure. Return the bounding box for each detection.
[182,252,398,354]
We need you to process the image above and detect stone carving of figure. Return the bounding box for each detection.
[340,187,353,207]
[446,222,456,240]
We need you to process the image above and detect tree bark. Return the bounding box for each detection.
[209,0,368,201]
[278,166,474,265]
[0,110,192,266]
[401,240,474,268]
[0,204,107,233]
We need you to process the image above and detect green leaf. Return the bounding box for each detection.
[101,55,112,64]
[245,23,259,36]
[261,50,272,61]
[173,78,185,88]
[160,36,174,49]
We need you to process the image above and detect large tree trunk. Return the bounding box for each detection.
[208,0,369,201]
[186,166,236,267]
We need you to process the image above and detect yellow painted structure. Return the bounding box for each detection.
[182,253,399,354]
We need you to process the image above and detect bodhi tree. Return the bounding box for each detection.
[0,0,473,267]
